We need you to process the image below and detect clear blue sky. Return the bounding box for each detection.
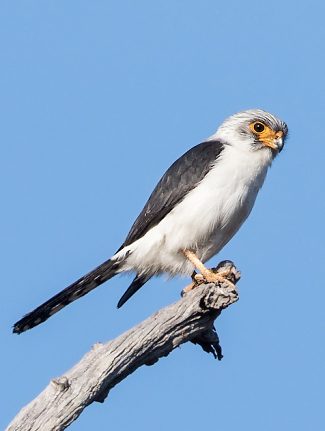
[1,1,325,430]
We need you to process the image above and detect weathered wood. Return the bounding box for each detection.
[6,263,240,431]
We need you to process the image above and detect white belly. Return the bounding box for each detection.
[115,145,272,277]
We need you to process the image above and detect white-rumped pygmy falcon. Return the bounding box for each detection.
[13,109,288,334]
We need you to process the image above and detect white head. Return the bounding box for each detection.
[213,109,288,157]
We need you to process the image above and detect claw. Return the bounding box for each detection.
[181,250,238,295]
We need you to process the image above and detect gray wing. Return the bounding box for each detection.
[119,139,225,250]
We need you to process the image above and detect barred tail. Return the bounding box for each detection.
[13,258,120,334]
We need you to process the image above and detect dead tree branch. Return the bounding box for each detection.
[6,261,240,431]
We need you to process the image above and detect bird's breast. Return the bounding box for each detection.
[118,145,272,276]
[161,146,271,254]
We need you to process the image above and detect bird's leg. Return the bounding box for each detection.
[182,249,236,292]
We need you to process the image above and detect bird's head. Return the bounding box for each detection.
[215,109,288,156]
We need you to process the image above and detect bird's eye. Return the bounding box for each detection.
[253,122,265,133]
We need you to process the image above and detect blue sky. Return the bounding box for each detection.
[1,1,325,430]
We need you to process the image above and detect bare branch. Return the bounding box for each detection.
[6,263,240,431]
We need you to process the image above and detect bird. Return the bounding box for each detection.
[13,109,288,334]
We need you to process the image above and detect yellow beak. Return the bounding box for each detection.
[260,130,283,152]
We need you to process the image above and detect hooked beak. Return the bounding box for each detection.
[261,130,284,153]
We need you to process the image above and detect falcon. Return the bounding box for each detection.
[13,109,288,334]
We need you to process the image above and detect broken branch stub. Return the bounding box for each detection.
[6,261,240,431]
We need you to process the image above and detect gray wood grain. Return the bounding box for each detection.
[6,265,239,431]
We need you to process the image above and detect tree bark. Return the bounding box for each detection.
[6,262,240,431]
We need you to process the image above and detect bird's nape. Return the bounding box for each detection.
[13,109,288,333]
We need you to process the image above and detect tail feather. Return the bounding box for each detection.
[117,274,151,308]
[13,258,119,334]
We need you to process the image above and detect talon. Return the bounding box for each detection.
[182,249,236,289]
[193,273,204,284]
[201,270,236,289]
[183,250,234,290]
[181,282,196,297]
[181,273,205,297]
[201,268,236,288]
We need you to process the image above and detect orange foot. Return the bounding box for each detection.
[181,250,236,296]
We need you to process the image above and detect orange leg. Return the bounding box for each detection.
[181,249,235,294]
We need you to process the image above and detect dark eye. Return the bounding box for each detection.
[253,122,265,133]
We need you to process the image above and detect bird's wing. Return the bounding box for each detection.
[119,139,225,249]
[117,274,152,308]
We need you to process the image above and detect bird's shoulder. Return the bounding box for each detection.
[119,139,225,249]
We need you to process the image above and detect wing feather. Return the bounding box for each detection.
[119,139,224,249]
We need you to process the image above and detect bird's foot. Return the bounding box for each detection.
[204,260,240,288]
[201,267,235,288]
[181,260,239,297]
[181,272,204,296]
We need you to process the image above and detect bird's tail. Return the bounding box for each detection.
[13,258,120,334]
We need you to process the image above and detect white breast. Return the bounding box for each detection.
[116,144,273,277]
